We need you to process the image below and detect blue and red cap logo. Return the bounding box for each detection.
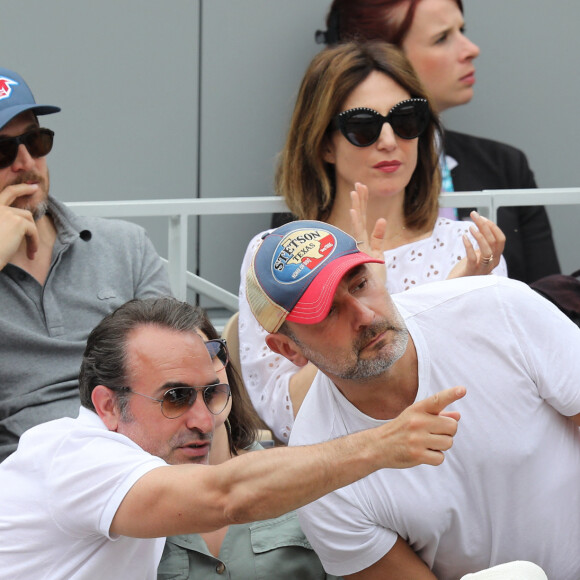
[0,76,18,101]
[271,227,337,284]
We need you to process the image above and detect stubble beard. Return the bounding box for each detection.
[30,199,49,221]
[12,170,50,220]
[117,406,213,466]
[290,315,410,381]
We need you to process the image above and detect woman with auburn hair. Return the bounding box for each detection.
[238,41,505,442]
[314,0,561,284]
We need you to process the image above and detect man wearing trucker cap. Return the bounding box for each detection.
[246,219,580,580]
[0,67,170,461]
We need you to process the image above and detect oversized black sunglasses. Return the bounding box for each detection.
[0,127,54,169]
[333,98,429,147]
[129,383,231,419]
[205,339,229,373]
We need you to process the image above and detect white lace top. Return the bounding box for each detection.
[238,218,507,442]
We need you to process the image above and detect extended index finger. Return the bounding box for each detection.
[417,386,466,415]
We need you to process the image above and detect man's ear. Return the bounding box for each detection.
[266,333,309,368]
[91,385,121,431]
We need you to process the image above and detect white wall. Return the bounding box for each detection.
[1,0,578,306]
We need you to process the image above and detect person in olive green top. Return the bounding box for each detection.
[157,308,342,580]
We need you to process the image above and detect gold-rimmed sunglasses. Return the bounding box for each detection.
[129,383,231,418]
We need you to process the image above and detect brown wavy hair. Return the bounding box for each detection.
[194,310,261,456]
[275,40,441,231]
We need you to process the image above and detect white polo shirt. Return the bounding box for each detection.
[0,407,167,579]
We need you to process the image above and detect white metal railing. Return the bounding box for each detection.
[67,188,580,309]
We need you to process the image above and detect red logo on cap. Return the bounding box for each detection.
[0,77,18,101]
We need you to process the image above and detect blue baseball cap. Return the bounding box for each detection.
[246,220,384,333]
[0,67,60,129]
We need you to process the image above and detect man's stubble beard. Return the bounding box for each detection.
[116,400,213,466]
[12,169,50,220]
[31,199,49,221]
[289,315,409,381]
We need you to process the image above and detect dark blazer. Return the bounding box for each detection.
[445,130,560,283]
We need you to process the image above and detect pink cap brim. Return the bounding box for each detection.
[286,252,384,325]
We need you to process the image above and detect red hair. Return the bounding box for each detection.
[321,0,464,47]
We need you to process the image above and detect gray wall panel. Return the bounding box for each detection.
[0,0,200,259]
[198,0,329,302]
[1,0,578,303]
[444,0,580,273]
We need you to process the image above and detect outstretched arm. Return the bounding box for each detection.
[111,386,466,538]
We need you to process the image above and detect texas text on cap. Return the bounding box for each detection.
[246,220,384,333]
[0,67,60,129]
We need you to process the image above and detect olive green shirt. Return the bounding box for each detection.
[157,510,342,580]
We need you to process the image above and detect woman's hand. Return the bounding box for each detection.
[349,182,388,284]
[448,211,506,279]
[349,182,387,260]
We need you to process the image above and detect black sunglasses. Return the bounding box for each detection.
[129,383,231,419]
[0,127,54,169]
[333,98,429,147]
[205,339,229,373]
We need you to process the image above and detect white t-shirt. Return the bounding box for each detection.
[289,276,580,580]
[238,218,507,441]
[0,407,167,580]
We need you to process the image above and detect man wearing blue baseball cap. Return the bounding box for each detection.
[0,67,171,461]
[246,219,580,580]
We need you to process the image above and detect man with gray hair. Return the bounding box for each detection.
[245,219,579,580]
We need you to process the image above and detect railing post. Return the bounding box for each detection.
[168,214,188,300]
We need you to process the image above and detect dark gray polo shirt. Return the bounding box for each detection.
[0,197,172,461]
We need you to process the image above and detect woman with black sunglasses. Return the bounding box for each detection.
[316,0,561,285]
[157,308,341,579]
[237,41,507,444]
